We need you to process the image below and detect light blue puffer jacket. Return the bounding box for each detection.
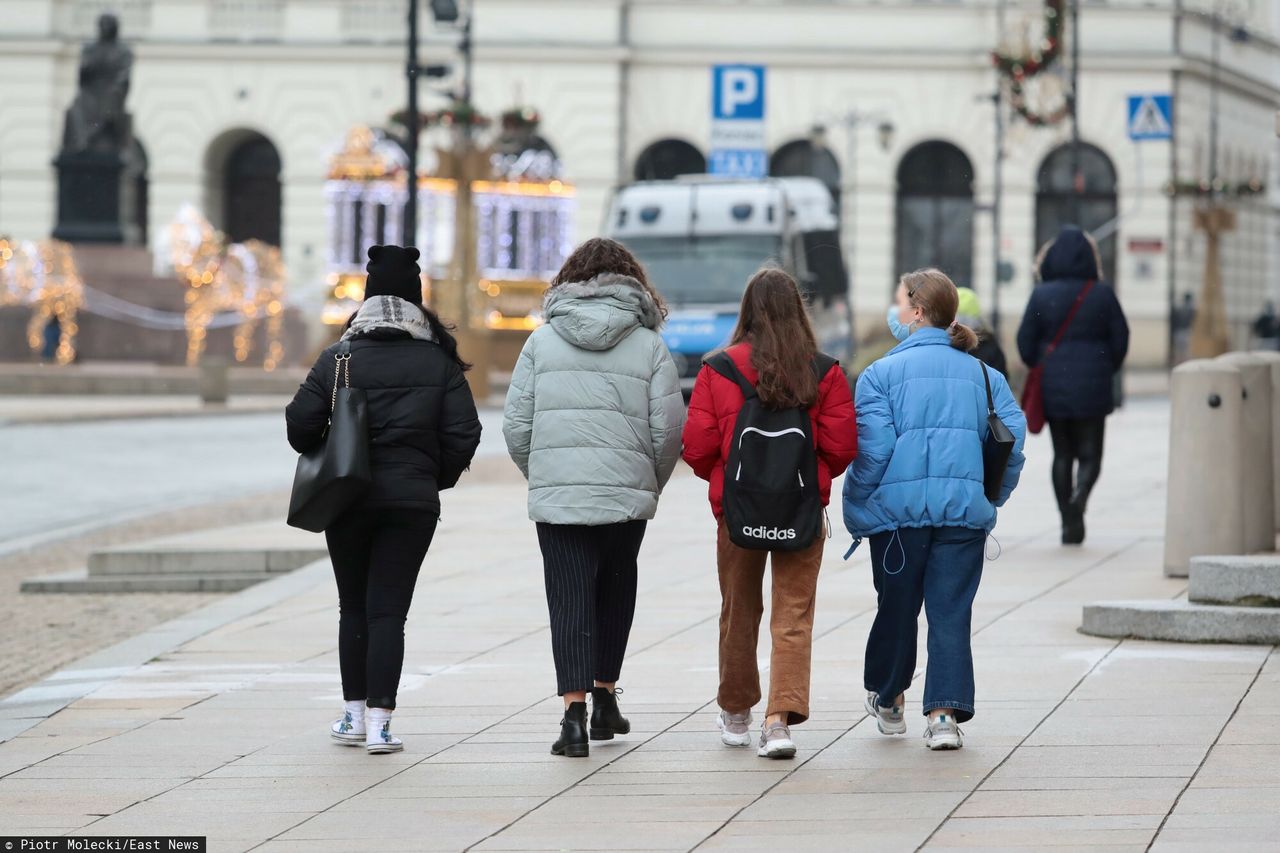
[843,328,1027,541]
[503,274,685,525]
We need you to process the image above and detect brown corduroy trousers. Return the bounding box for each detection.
[716,518,824,725]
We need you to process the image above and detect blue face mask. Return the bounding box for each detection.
[887,305,912,342]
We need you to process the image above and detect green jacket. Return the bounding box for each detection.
[503,274,685,525]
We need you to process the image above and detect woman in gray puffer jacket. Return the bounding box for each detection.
[503,237,685,758]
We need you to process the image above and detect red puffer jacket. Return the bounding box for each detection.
[681,342,858,519]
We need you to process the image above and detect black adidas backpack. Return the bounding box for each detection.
[705,350,836,552]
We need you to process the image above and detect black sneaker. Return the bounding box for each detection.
[590,687,631,740]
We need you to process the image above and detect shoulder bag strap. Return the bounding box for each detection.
[1045,280,1095,359]
[812,352,838,381]
[976,355,996,416]
[705,350,757,399]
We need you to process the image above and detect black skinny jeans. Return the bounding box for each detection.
[536,520,646,696]
[325,507,438,710]
[1047,417,1107,514]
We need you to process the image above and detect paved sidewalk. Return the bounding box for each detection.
[1,398,1277,851]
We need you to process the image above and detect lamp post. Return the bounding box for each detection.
[1068,0,1083,223]
[836,110,894,317]
[990,0,1007,340]
[404,0,462,247]
[404,0,420,246]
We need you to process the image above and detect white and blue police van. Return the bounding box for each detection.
[605,176,853,393]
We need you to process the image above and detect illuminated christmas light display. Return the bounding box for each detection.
[323,121,575,330]
[0,236,83,364]
[166,205,288,369]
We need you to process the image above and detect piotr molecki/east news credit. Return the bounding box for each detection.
[0,838,207,852]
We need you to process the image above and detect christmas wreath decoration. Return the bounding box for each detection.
[991,0,1070,127]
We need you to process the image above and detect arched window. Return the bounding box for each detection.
[1035,143,1118,284]
[770,139,841,210]
[634,139,706,181]
[209,132,283,246]
[895,141,975,289]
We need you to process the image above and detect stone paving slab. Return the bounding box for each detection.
[1,399,1278,850]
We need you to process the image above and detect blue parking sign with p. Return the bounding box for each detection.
[713,65,765,120]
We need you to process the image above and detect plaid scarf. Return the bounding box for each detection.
[341,295,435,342]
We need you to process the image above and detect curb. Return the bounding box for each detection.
[0,403,287,427]
[0,557,331,742]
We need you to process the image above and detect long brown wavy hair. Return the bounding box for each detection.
[549,237,668,319]
[729,267,818,409]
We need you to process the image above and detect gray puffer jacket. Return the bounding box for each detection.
[502,274,685,525]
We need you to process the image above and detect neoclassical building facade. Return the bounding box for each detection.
[2,0,1278,367]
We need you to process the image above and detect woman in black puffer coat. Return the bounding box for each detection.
[286,245,481,754]
[1016,226,1129,545]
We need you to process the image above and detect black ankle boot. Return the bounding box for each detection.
[590,687,631,740]
[552,701,589,757]
[1061,503,1085,545]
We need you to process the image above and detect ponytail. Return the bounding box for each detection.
[949,321,979,352]
[901,268,979,353]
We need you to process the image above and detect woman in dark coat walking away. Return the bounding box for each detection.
[286,245,482,754]
[1016,226,1129,545]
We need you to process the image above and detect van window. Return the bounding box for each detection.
[621,235,784,307]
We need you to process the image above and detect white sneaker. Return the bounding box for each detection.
[757,721,797,759]
[923,714,963,750]
[365,708,403,754]
[717,709,753,747]
[330,702,366,745]
[864,690,907,736]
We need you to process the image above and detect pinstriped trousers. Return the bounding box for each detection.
[535,520,647,696]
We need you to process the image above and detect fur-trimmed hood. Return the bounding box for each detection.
[542,273,664,352]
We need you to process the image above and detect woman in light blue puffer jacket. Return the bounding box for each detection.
[503,237,684,758]
[844,268,1026,751]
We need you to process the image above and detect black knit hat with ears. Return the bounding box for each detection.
[363,245,422,302]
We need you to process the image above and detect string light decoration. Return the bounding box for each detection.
[165,205,288,370]
[992,0,1070,128]
[1165,178,1267,199]
[0,236,83,364]
[322,121,575,331]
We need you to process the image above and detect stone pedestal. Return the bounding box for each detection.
[1248,351,1280,536]
[52,151,126,244]
[1217,353,1275,553]
[1164,359,1246,577]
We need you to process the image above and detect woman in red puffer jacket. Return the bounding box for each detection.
[681,267,857,759]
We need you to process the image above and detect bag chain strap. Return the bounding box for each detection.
[330,352,351,413]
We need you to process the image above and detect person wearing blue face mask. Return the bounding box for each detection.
[846,268,1026,751]
[886,304,914,343]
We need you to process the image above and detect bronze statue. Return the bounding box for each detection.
[61,14,133,155]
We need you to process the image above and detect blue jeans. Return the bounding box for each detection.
[864,526,985,723]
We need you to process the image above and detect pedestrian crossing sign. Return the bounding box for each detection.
[1127,94,1173,141]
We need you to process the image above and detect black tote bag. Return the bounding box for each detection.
[978,356,1016,503]
[287,341,372,532]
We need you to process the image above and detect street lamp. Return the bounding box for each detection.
[834,110,894,314]
[404,1,467,248]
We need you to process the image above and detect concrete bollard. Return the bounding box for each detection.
[1248,351,1280,537]
[1164,360,1246,577]
[1217,353,1275,553]
[199,357,230,405]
